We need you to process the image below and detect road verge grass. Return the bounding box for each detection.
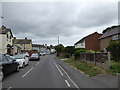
[64,58,101,77]
[64,58,120,77]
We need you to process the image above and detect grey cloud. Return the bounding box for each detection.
[2,2,118,46]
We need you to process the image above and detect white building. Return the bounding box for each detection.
[32,44,46,53]
[74,39,85,49]
[0,26,13,55]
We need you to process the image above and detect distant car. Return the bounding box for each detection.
[12,54,29,68]
[39,52,45,56]
[30,53,40,61]
[0,54,19,81]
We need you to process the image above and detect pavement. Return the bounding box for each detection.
[1,54,119,90]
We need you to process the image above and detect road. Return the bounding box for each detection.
[2,54,116,89]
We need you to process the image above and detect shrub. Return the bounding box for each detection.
[107,40,120,62]
[74,48,86,59]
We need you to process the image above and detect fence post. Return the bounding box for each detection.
[108,51,111,68]
[94,52,96,65]
[84,53,86,61]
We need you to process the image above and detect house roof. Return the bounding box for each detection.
[32,44,46,48]
[0,25,13,37]
[99,26,120,39]
[13,39,32,44]
[74,32,101,45]
[14,45,22,49]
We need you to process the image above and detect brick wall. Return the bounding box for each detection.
[85,32,102,51]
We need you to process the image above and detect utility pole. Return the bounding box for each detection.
[57,36,60,56]
[58,36,59,45]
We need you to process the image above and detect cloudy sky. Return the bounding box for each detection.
[1,0,119,46]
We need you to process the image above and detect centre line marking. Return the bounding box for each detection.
[58,64,79,88]
[36,62,40,65]
[54,62,63,76]
[22,67,33,77]
[65,80,71,87]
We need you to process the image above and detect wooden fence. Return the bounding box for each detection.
[75,52,111,67]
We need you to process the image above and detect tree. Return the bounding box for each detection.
[65,46,75,57]
[65,46,75,55]
[107,40,120,62]
[55,44,65,53]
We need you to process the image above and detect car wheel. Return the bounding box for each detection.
[16,65,20,72]
[0,71,4,82]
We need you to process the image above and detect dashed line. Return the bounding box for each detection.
[58,64,79,88]
[65,80,71,87]
[54,62,63,76]
[22,67,34,77]
[7,87,12,90]
[36,62,40,66]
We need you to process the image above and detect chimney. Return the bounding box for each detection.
[25,37,27,40]
[14,37,16,39]
[45,44,47,47]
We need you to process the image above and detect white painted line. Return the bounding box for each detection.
[7,87,12,90]
[36,62,40,66]
[22,67,34,77]
[54,62,63,76]
[65,80,71,87]
[58,64,79,88]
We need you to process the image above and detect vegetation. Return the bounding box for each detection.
[64,58,120,77]
[55,44,75,58]
[106,61,120,75]
[64,46,75,58]
[74,48,97,59]
[54,44,65,54]
[64,58,101,77]
[107,40,120,62]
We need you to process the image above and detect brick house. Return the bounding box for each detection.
[74,32,102,51]
[99,25,120,50]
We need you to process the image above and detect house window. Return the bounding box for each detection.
[6,34,8,41]
[112,34,118,40]
[81,43,84,46]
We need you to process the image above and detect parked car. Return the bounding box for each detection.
[39,52,45,56]
[0,54,19,81]
[30,53,40,61]
[12,54,29,68]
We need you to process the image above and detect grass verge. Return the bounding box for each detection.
[64,58,101,77]
[64,58,120,77]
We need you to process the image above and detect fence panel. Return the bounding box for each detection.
[76,52,109,63]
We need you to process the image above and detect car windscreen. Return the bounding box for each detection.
[31,54,38,57]
[13,55,24,59]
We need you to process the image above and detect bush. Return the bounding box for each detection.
[107,40,120,61]
[74,48,86,59]
[110,64,120,73]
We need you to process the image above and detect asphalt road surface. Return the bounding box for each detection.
[1,54,117,89]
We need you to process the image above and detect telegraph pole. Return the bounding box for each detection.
[58,36,59,45]
[57,36,60,56]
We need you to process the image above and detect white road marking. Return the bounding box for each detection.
[7,87,12,90]
[58,64,79,88]
[22,67,34,77]
[36,62,40,66]
[54,62,63,76]
[65,80,71,87]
